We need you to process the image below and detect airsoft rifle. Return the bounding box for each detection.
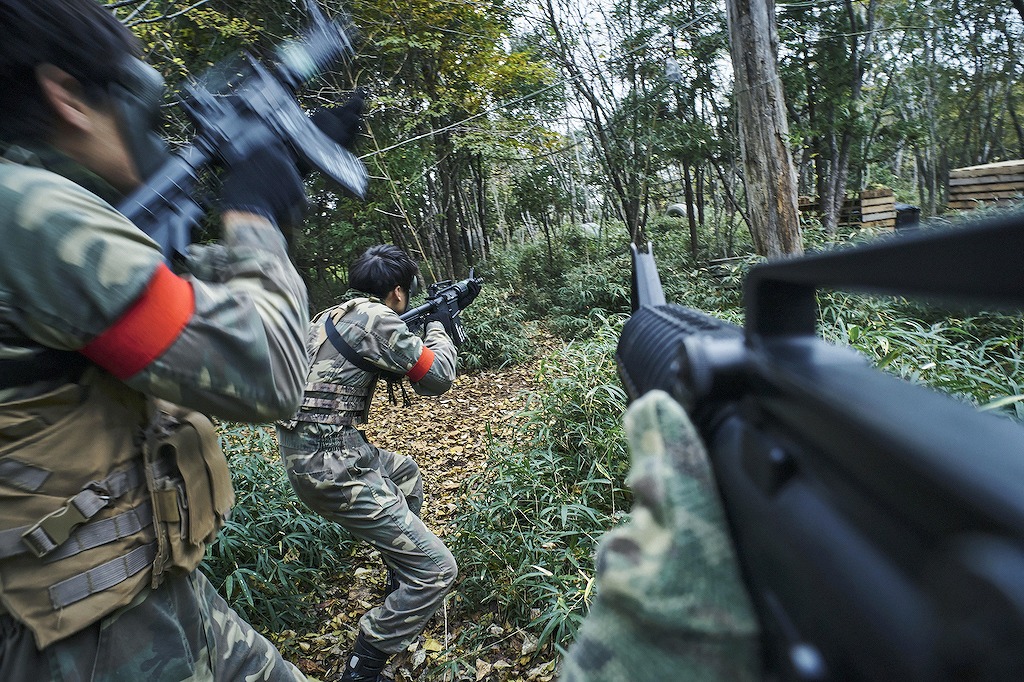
[616,216,1024,680]
[117,0,367,259]
[401,271,484,348]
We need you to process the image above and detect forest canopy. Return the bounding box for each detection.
[106,0,1024,303]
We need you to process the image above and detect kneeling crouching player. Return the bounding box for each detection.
[277,244,459,682]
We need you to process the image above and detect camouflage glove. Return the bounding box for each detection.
[561,390,761,682]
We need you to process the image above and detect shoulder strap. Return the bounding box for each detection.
[0,350,89,388]
[323,315,404,381]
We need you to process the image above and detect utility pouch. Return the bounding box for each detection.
[0,370,154,648]
[144,402,233,586]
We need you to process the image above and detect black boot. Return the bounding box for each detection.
[339,632,389,682]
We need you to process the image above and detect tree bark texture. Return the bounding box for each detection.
[725,0,803,257]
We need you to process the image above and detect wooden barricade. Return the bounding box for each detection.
[948,160,1024,210]
[798,188,896,229]
[859,188,896,228]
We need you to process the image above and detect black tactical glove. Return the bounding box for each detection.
[425,304,452,330]
[309,88,365,151]
[220,137,307,228]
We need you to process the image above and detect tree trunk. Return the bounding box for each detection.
[436,132,465,279]
[725,0,803,257]
[682,160,699,258]
[474,153,491,259]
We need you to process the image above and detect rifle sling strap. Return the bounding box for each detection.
[324,316,404,382]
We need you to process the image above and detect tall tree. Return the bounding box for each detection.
[725,0,802,257]
[348,0,555,280]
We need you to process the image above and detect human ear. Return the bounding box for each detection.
[35,64,94,133]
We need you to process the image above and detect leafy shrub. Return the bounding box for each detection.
[476,228,627,322]
[548,252,632,339]
[459,284,538,370]
[448,318,630,656]
[475,241,575,318]
[819,294,1024,421]
[202,423,354,632]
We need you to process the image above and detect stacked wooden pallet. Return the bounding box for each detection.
[798,188,896,229]
[948,160,1024,210]
[858,188,896,228]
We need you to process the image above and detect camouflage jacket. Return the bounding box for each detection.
[0,144,309,421]
[279,297,456,436]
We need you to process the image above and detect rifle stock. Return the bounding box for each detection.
[617,219,1024,680]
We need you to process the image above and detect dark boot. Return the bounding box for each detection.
[339,632,389,682]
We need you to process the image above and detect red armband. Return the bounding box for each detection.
[406,346,435,382]
[81,263,195,379]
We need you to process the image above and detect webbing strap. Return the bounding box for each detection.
[324,317,404,381]
[48,542,156,609]
[292,411,360,426]
[0,459,51,492]
[0,527,29,559]
[305,381,367,396]
[0,527,27,559]
[0,463,146,559]
[20,490,112,558]
[300,396,364,411]
[42,501,153,564]
[0,501,153,562]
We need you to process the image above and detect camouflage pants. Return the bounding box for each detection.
[278,425,457,655]
[0,570,309,681]
[561,390,761,682]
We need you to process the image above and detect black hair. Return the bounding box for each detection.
[0,0,142,144]
[349,245,418,299]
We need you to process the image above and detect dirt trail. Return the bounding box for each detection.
[281,350,555,681]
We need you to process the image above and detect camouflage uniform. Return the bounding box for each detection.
[0,572,306,681]
[561,390,761,682]
[276,299,458,655]
[0,144,310,680]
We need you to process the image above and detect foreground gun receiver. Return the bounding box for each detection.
[118,0,367,259]
[401,272,483,347]
[616,218,1024,680]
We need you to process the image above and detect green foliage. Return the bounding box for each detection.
[294,185,384,313]
[459,285,538,370]
[476,239,585,318]
[478,225,685,340]
[448,319,630,656]
[548,252,632,339]
[819,295,1024,421]
[201,424,353,633]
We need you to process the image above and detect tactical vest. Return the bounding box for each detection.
[290,300,381,427]
[0,368,232,648]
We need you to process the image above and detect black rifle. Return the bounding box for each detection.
[401,272,483,347]
[118,0,366,260]
[616,217,1024,680]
